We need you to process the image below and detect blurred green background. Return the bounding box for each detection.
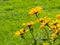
[0,0,60,45]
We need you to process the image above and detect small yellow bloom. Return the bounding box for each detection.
[57,24,60,28]
[23,21,35,26]
[51,20,57,25]
[45,18,51,23]
[34,18,44,23]
[58,28,60,32]
[15,28,28,36]
[40,23,46,29]
[56,14,60,18]
[49,20,58,30]
[56,19,60,23]
[39,18,44,22]
[40,18,50,29]
[50,25,56,30]
[44,20,49,24]
[55,28,60,34]
[29,6,42,16]
[20,28,28,33]
[43,43,49,45]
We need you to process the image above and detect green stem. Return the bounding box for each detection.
[36,14,39,19]
[30,31,37,45]
[47,24,50,29]
[28,26,37,45]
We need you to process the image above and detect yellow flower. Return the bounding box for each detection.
[57,24,60,28]
[29,6,42,16]
[23,21,35,26]
[40,18,50,29]
[49,20,57,30]
[55,28,60,34]
[39,18,44,22]
[34,18,44,24]
[56,19,60,23]
[20,28,28,33]
[40,23,46,29]
[51,20,57,25]
[56,14,60,18]
[44,18,50,24]
[43,43,49,45]
[50,25,56,30]
[15,28,28,36]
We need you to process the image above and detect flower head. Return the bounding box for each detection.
[34,18,44,24]
[39,18,44,22]
[29,6,42,16]
[44,18,51,23]
[40,23,46,29]
[52,20,58,25]
[57,24,60,28]
[23,21,35,27]
[40,18,50,29]
[50,25,56,30]
[15,28,28,36]
[55,28,60,35]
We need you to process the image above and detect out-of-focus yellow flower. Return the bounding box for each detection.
[44,18,50,24]
[50,25,56,30]
[20,28,28,33]
[43,43,49,45]
[55,28,60,34]
[39,18,44,22]
[40,18,50,29]
[34,18,44,23]
[29,6,42,16]
[15,28,28,36]
[56,14,60,18]
[49,20,58,30]
[23,21,35,26]
[51,33,56,40]
[57,24,60,28]
[40,23,46,29]
[57,28,60,32]
[51,20,57,26]
[56,19,60,23]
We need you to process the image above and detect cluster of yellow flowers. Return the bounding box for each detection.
[14,6,60,45]
[15,28,28,36]
[40,18,51,28]
[50,19,60,40]
[23,21,35,27]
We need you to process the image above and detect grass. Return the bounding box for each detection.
[0,0,60,45]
